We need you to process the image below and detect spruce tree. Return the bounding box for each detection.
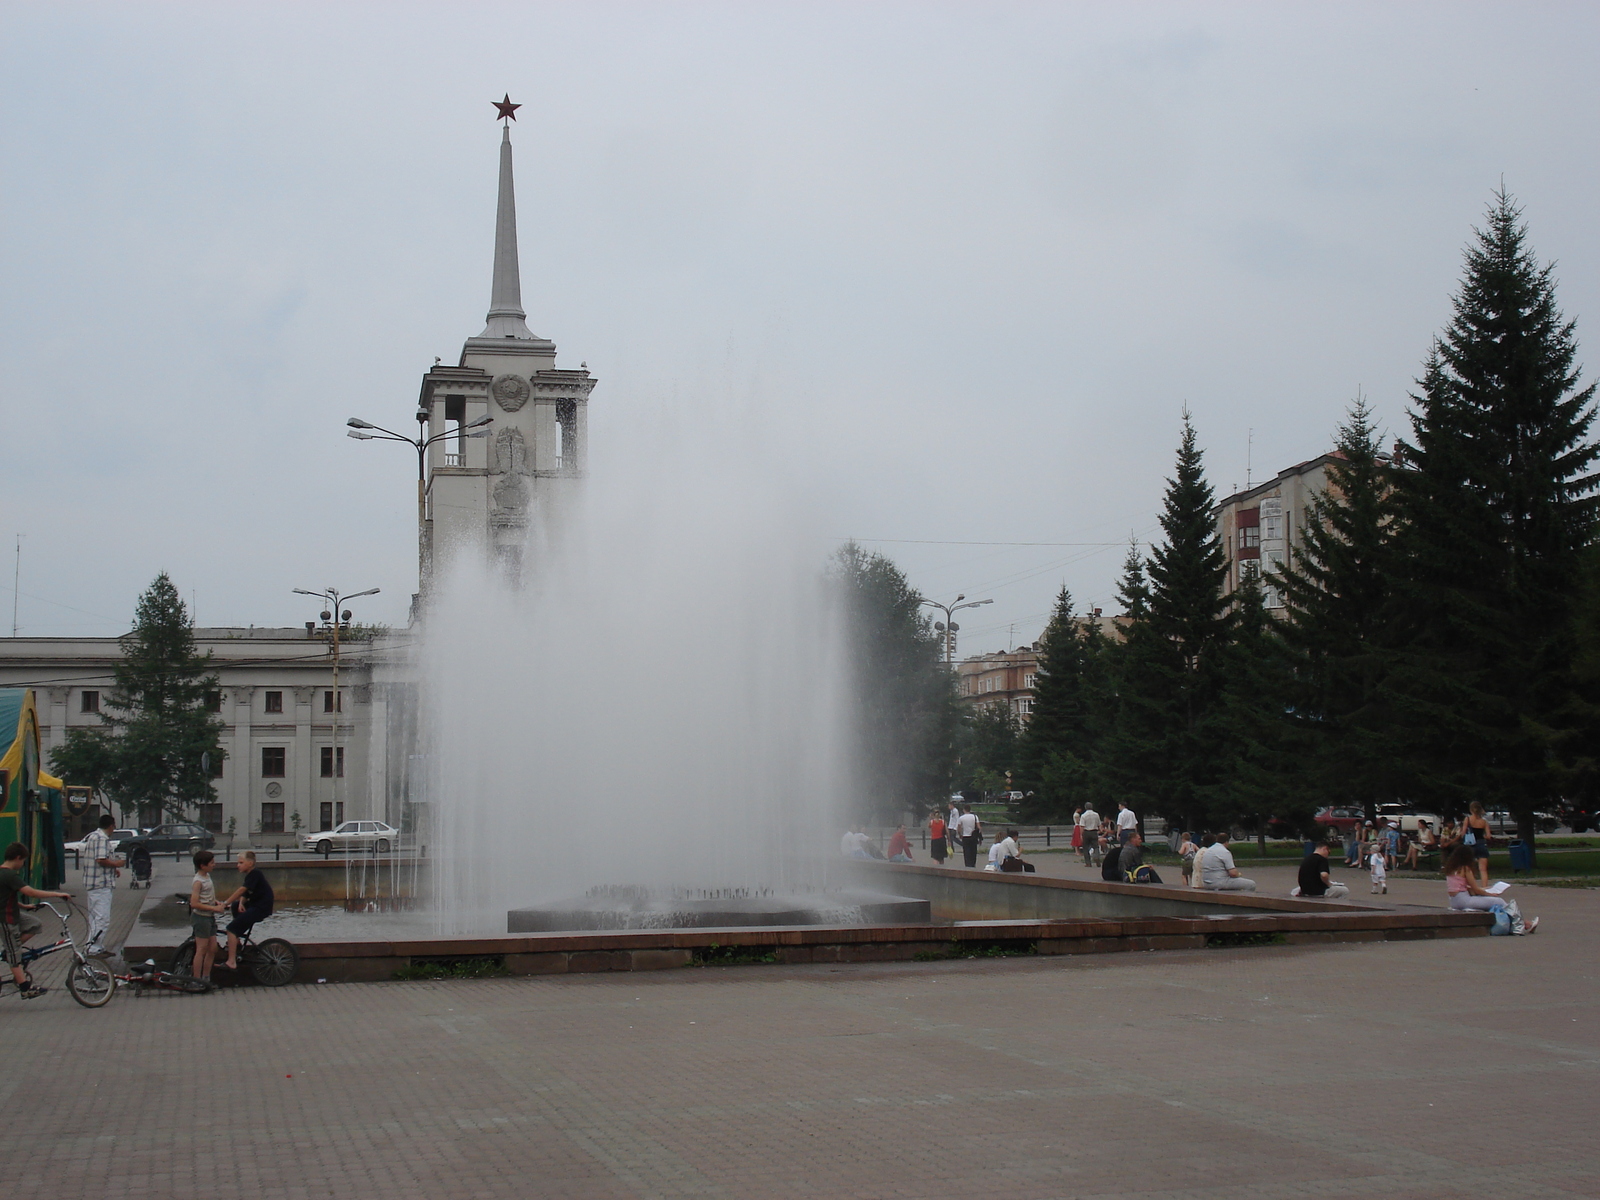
[1274,399,1397,821]
[1016,587,1106,819]
[1386,191,1600,860]
[1098,416,1233,833]
[51,573,225,822]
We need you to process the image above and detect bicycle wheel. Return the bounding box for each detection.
[247,938,299,987]
[169,938,197,977]
[67,959,116,1008]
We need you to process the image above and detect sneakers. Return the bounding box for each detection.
[21,986,48,1000]
[1526,917,1540,934]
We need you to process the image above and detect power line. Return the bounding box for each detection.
[837,537,1126,547]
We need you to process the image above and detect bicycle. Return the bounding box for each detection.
[168,915,299,988]
[0,899,121,1009]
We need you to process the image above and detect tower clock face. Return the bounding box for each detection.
[491,373,531,411]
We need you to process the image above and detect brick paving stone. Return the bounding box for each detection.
[1,862,1594,1198]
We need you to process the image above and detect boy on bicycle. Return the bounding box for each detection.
[219,850,274,971]
[1,841,72,999]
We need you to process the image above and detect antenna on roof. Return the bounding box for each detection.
[1246,428,1254,490]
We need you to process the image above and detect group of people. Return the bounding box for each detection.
[0,814,278,1000]
[1342,802,1497,888]
[1069,802,1141,867]
[928,803,984,868]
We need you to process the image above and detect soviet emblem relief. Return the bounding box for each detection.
[491,373,531,412]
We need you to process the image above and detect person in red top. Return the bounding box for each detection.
[928,811,947,865]
[886,825,914,863]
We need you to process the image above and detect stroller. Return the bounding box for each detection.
[128,845,153,889]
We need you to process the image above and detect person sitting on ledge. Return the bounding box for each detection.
[840,828,877,859]
[1199,831,1256,892]
[994,829,1036,873]
[885,825,914,863]
[1292,837,1349,899]
[1100,838,1123,882]
[1118,830,1162,884]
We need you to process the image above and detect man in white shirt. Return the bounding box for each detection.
[1115,802,1139,845]
[840,828,874,859]
[993,828,1036,874]
[81,814,124,957]
[1078,805,1101,867]
[956,806,981,868]
[1199,831,1256,892]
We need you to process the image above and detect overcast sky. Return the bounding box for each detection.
[3,2,1598,648]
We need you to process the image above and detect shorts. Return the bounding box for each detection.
[1473,842,1490,859]
[192,913,216,938]
[1,911,42,961]
[226,905,271,938]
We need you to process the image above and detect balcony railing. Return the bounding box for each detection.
[443,453,462,467]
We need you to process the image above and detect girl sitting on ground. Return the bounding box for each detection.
[1443,845,1537,934]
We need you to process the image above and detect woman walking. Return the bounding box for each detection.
[928,810,948,866]
[1461,802,1493,887]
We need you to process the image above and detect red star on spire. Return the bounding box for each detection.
[492,94,520,122]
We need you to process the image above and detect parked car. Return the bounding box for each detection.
[1483,810,1561,836]
[65,828,138,857]
[119,822,215,855]
[1558,802,1598,834]
[1314,807,1365,834]
[301,820,399,855]
[1375,804,1444,835]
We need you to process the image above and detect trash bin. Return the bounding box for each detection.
[1507,841,1532,873]
[1302,839,1318,858]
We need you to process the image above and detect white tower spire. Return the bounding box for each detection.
[480,122,536,340]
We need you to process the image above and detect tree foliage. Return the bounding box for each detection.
[829,543,959,819]
[51,573,225,822]
[1383,191,1599,859]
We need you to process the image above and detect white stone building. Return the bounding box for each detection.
[0,627,410,838]
[0,105,588,834]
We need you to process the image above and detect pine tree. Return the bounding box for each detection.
[1097,416,1234,833]
[1016,587,1106,819]
[956,704,1023,798]
[1274,399,1398,820]
[1386,191,1600,861]
[829,542,960,819]
[51,573,225,822]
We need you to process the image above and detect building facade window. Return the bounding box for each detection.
[320,746,345,778]
[261,746,286,777]
[198,802,223,832]
[319,801,345,830]
[261,803,285,833]
[1023,673,1036,689]
[323,689,342,713]
[205,690,223,713]
[264,691,283,714]
[80,690,100,713]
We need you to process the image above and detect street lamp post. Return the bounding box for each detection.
[347,413,493,592]
[920,594,994,669]
[294,586,379,832]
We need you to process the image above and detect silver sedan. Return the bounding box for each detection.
[302,820,400,854]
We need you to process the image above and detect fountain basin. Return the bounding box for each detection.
[507,887,930,932]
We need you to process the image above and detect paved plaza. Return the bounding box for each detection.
[4,859,1597,1199]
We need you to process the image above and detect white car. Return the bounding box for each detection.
[302,820,400,855]
[66,829,139,856]
[1375,805,1443,834]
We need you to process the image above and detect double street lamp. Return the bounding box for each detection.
[294,586,379,830]
[921,593,993,668]
[347,412,494,583]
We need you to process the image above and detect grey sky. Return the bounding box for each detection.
[3,2,1598,647]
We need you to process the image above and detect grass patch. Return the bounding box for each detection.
[393,956,511,981]
[1205,931,1288,949]
[912,938,1040,962]
[1523,878,1600,889]
[690,943,779,967]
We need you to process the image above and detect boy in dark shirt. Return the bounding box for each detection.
[219,850,275,970]
[1,841,73,999]
[1296,838,1350,899]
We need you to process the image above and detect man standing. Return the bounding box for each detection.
[1078,804,1101,867]
[1115,802,1139,845]
[81,814,124,958]
[1199,831,1256,892]
[1295,838,1349,899]
[957,806,982,868]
